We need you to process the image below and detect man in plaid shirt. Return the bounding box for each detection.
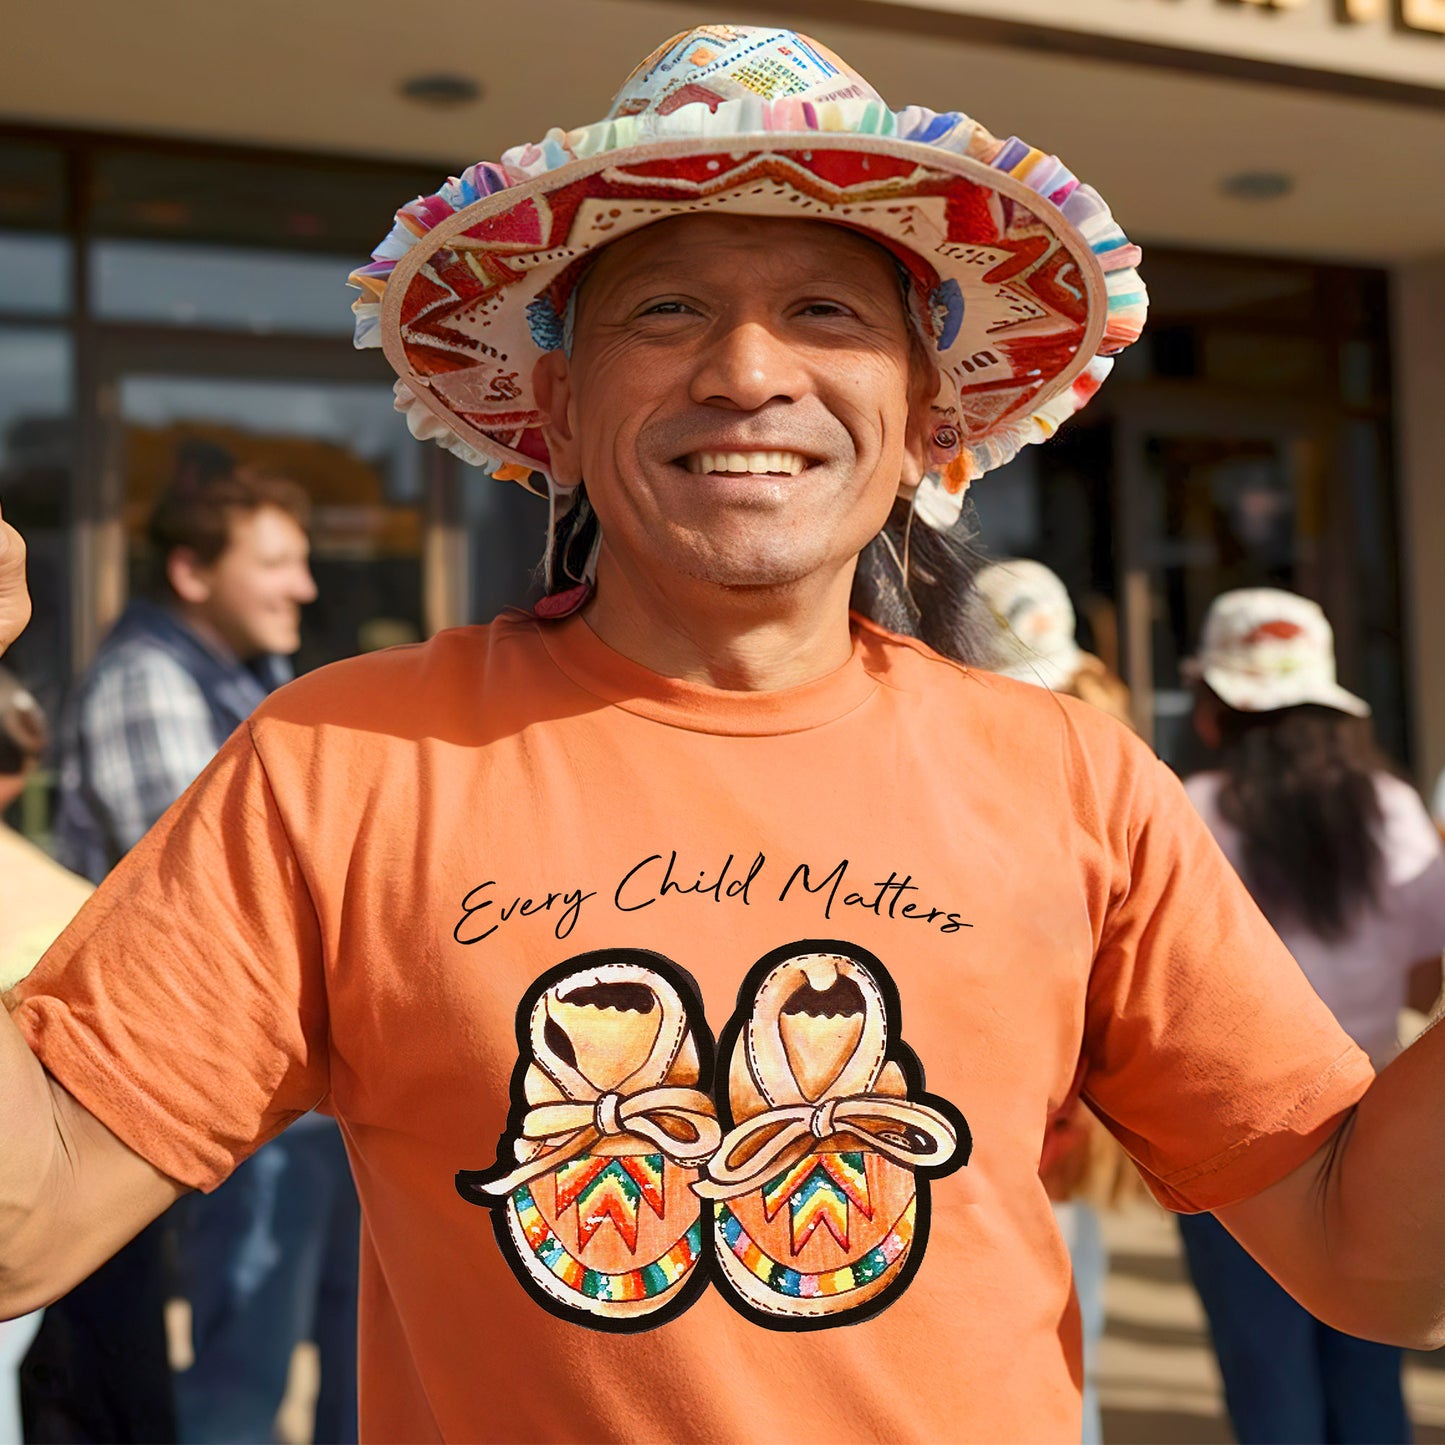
[56,446,311,885]
[23,449,337,1445]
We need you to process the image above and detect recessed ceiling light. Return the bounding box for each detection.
[399,73,483,107]
[1220,170,1294,201]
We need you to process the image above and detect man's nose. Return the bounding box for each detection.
[294,565,318,604]
[688,320,810,411]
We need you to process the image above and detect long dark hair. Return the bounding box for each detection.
[544,487,987,665]
[1210,695,1386,941]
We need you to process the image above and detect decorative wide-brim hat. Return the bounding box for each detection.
[1187,588,1370,718]
[349,24,1146,532]
[964,558,1084,691]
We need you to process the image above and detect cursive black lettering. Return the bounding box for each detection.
[779,858,849,919]
[615,854,663,912]
[454,881,499,945]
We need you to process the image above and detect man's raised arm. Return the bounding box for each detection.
[1219,1018,1445,1348]
[0,1004,185,1318]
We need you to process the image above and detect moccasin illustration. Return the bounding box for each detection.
[458,951,720,1330]
[696,941,969,1329]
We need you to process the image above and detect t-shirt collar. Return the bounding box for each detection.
[535,611,880,736]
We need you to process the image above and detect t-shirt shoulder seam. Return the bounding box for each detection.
[243,717,328,968]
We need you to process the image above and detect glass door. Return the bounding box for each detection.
[1113,397,1366,769]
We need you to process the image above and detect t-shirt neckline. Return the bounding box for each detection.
[534,611,879,736]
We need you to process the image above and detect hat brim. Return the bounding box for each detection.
[1199,663,1372,719]
[369,125,1139,490]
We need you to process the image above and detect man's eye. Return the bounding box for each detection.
[640,300,695,317]
[797,301,854,318]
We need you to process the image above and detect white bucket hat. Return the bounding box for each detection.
[964,558,1083,691]
[1188,588,1369,718]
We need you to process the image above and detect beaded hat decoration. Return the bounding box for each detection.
[349,24,1147,532]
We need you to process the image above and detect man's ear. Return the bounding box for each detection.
[532,350,582,488]
[166,548,212,605]
[899,357,941,491]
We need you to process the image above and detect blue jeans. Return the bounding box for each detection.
[174,1120,360,1445]
[1177,1211,1409,1444]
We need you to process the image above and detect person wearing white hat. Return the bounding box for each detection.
[3,26,1445,1445]
[965,557,1132,725]
[1180,586,1445,1443]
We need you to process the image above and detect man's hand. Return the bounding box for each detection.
[0,502,31,657]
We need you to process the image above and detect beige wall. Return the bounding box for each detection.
[1394,256,1445,795]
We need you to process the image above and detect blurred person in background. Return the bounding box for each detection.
[23,446,359,1445]
[0,670,91,1445]
[964,557,1143,1445]
[1181,587,1445,1445]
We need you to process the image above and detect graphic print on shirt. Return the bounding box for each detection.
[696,940,971,1330]
[457,941,970,1333]
[456,950,721,1332]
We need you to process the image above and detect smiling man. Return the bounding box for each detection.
[3,25,1445,1445]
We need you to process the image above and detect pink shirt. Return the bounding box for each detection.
[1186,770,1445,1065]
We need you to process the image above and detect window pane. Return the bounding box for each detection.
[117,374,425,674]
[91,239,356,334]
[0,233,69,315]
[0,141,66,229]
[91,147,437,256]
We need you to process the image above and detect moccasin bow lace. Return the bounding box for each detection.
[693,1093,959,1200]
[482,1085,722,1195]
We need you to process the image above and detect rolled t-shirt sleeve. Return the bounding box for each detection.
[1081,744,1375,1213]
[11,719,329,1192]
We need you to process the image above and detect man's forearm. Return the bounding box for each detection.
[1324,1017,1445,1343]
[1220,1019,1445,1348]
[0,1002,66,1314]
[0,1001,184,1319]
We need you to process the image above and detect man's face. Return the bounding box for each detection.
[536,214,935,593]
[186,505,316,658]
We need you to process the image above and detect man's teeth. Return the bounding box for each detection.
[683,451,808,476]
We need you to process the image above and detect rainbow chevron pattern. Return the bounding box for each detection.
[762,1151,873,1255]
[554,1153,666,1251]
[513,1184,701,1302]
[717,1196,916,1299]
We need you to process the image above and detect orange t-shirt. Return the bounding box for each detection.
[13,612,1373,1443]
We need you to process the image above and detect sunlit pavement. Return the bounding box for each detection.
[1100,1202,1445,1443]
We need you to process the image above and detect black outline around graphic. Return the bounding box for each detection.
[454,939,972,1335]
[455,947,719,1334]
[707,938,973,1333]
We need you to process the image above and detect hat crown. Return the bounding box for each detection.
[1201,588,1335,678]
[607,26,880,121]
[966,559,1081,686]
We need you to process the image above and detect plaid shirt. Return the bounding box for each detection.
[56,600,288,883]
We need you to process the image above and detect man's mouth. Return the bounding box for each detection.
[680,450,811,477]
